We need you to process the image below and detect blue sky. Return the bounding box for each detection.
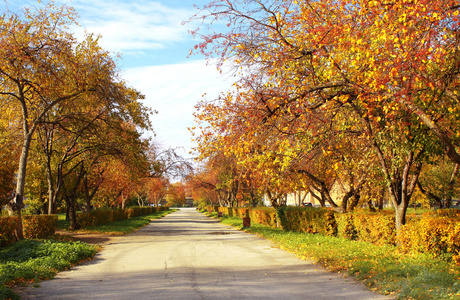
[11,0,232,158]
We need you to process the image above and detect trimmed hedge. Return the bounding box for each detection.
[250,207,277,228]
[1,215,57,245]
[23,215,58,239]
[0,206,169,247]
[0,217,18,246]
[78,206,168,227]
[281,206,338,236]
[345,212,396,245]
[213,205,460,265]
[397,212,460,264]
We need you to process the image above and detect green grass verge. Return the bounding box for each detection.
[0,238,98,300]
[219,215,460,300]
[1,209,176,299]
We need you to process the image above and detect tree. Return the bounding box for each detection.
[145,177,170,207]
[417,158,459,208]
[166,182,187,207]
[0,121,19,206]
[0,2,153,236]
[190,0,460,230]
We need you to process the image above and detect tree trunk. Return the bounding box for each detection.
[7,132,34,240]
[446,164,459,208]
[349,193,361,211]
[378,186,385,210]
[65,194,80,230]
[367,198,376,212]
[309,186,325,207]
[297,170,338,207]
[340,190,354,212]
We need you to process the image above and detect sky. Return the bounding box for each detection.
[12,0,233,158]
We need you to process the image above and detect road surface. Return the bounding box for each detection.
[16,208,393,299]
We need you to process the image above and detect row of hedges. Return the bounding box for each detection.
[397,212,460,264]
[0,215,58,246]
[1,206,168,246]
[215,207,250,218]
[77,206,168,227]
[210,205,460,264]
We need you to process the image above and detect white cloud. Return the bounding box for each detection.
[122,60,234,157]
[66,0,195,53]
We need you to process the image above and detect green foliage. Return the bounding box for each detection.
[0,239,97,298]
[0,285,20,300]
[220,216,244,228]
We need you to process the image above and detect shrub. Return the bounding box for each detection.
[397,215,456,258]
[22,215,58,239]
[281,206,337,236]
[352,212,396,245]
[78,207,156,228]
[436,208,460,219]
[250,207,277,227]
[0,217,18,246]
[233,208,249,218]
[336,213,358,240]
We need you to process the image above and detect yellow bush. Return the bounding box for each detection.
[282,207,337,236]
[336,213,358,240]
[352,212,396,245]
[397,215,460,264]
[250,207,277,227]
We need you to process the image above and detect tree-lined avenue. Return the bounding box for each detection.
[16,208,391,300]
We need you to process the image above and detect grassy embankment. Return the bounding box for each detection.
[1,208,176,300]
[205,210,460,300]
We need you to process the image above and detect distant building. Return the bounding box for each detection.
[262,182,347,207]
[185,197,194,207]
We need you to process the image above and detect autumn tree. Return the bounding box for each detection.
[417,158,459,208]
[145,177,170,207]
[0,2,153,236]
[0,121,19,206]
[190,0,460,229]
[166,182,187,207]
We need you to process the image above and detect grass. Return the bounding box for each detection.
[1,208,176,299]
[0,238,98,300]
[218,215,460,300]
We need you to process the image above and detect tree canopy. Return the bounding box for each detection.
[190,0,460,230]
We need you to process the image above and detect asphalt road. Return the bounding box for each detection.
[16,208,394,300]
